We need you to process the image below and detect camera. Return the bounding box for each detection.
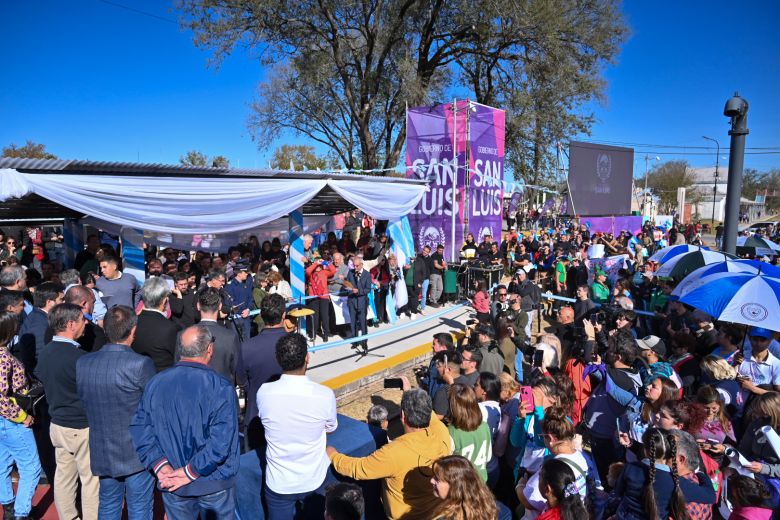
[321,260,330,268]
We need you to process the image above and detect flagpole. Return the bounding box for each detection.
[451,99,458,262]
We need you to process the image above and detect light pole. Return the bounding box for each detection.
[643,155,660,216]
[702,136,720,225]
[722,93,749,255]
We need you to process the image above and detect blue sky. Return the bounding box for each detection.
[1,0,779,173]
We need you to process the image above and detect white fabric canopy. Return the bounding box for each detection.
[0,168,426,234]
[81,215,334,252]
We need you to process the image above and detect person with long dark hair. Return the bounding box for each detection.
[535,458,589,520]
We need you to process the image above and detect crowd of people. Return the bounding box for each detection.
[0,211,778,520]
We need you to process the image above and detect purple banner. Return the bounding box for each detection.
[468,104,506,242]
[406,102,468,261]
[580,216,643,235]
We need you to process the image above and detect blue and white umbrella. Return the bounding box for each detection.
[653,249,734,279]
[648,244,709,264]
[678,272,780,331]
[673,260,780,298]
[736,235,780,257]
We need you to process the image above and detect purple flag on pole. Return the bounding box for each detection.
[406,102,468,261]
[468,104,506,242]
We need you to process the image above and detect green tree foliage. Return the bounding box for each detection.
[271,145,337,170]
[743,168,780,212]
[640,160,698,214]
[177,0,627,174]
[180,150,208,166]
[179,150,230,168]
[211,155,230,168]
[2,140,57,159]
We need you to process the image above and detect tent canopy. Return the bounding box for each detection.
[0,159,428,234]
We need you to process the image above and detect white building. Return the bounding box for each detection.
[687,166,765,223]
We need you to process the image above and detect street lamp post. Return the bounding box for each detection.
[702,136,720,225]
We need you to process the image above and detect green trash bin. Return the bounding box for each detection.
[444,269,458,301]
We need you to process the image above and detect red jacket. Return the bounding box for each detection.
[306,263,336,299]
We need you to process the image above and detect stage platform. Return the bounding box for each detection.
[307,302,472,397]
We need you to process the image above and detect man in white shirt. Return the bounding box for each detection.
[737,327,780,401]
[257,332,337,519]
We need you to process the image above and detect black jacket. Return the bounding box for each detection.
[413,254,430,285]
[132,310,180,372]
[170,290,198,329]
[200,321,244,386]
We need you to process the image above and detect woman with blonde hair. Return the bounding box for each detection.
[266,270,293,301]
[700,355,743,418]
[446,384,492,482]
[430,455,498,520]
[495,373,521,466]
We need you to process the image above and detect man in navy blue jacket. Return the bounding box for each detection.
[130,324,240,518]
[346,255,373,353]
[224,261,254,341]
[77,305,157,520]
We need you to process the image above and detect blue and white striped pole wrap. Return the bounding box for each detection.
[288,209,306,334]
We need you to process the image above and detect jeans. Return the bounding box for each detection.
[161,487,236,520]
[0,418,41,517]
[429,274,443,304]
[264,479,326,520]
[99,470,155,520]
[420,279,430,310]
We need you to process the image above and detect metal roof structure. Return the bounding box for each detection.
[0,158,425,221]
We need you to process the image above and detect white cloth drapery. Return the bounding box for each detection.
[0,168,426,234]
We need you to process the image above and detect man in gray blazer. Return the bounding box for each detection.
[77,305,156,520]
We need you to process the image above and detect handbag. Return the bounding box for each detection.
[12,379,45,416]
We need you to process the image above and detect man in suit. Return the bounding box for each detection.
[347,255,373,354]
[16,281,63,372]
[132,277,179,372]
[37,303,100,520]
[238,293,287,450]
[170,272,197,329]
[76,305,157,520]
[197,287,244,385]
[64,285,107,352]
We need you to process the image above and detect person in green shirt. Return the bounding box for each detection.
[590,270,611,304]
[555,258,569,290]
[446,383,492,482]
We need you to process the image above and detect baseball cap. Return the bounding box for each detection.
[637,335,666,358]
[749,327,774,339]
[235,260,250,272]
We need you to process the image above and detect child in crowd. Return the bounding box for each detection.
[535,458,589,520]
[614,427,716,519]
